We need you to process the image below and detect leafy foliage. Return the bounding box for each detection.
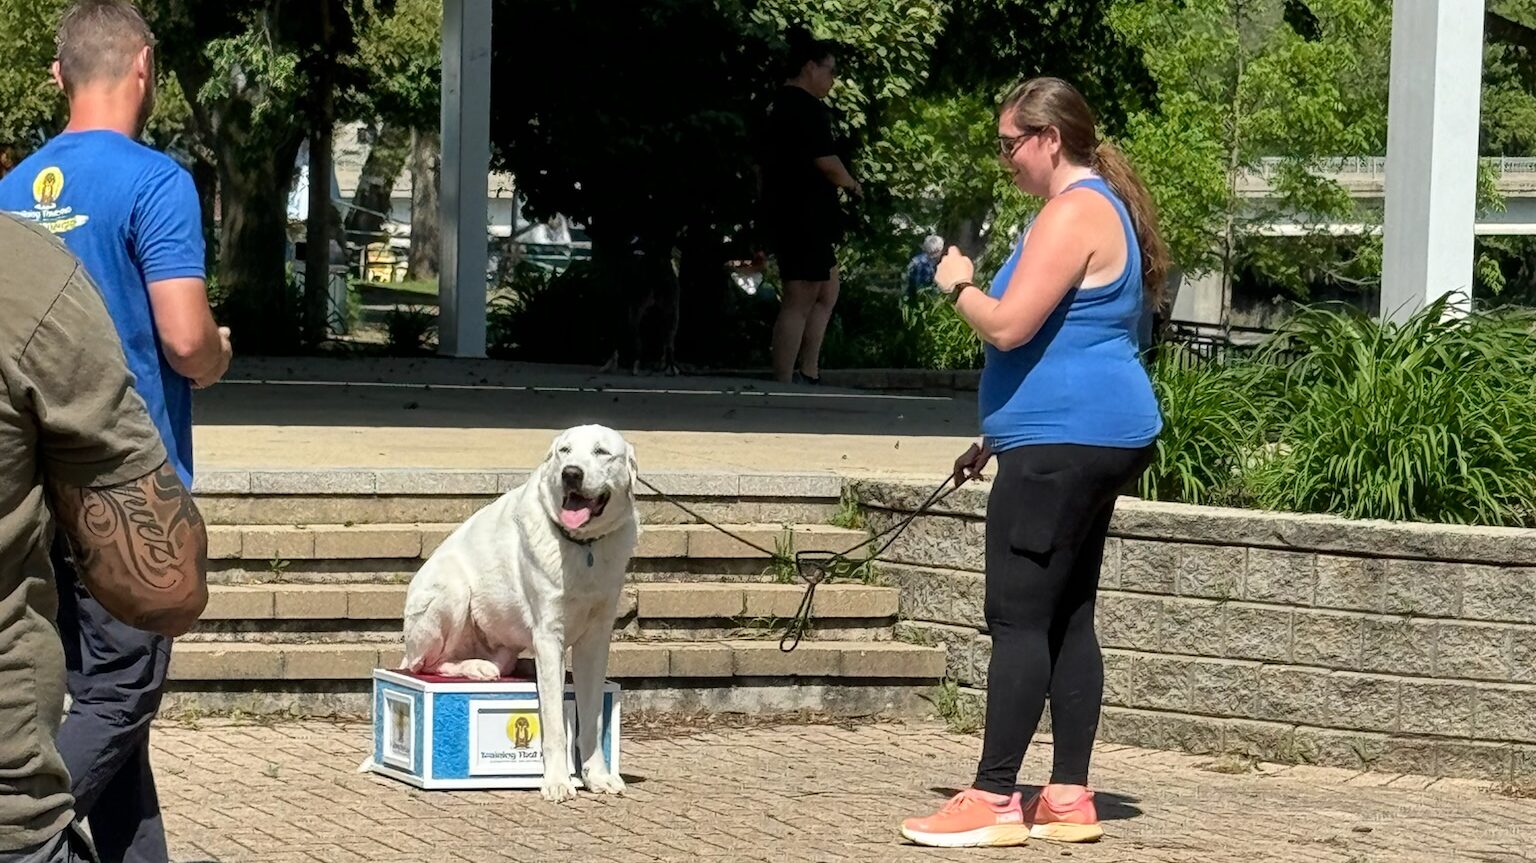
[1109,0,1391,301]
[903,294,984,370]
[486,262,613,363]
[1144,298,1536,527]
[1251,298,1536,525]
[1138,351,1278,506]
[8,0,1535,358]
[1485,2,1536,157]
[0,0,67,164]
[0,0,196,165]
[821,288,982,370]
[750,0,946,137]
[195,14,306,133]
[1475,235,1536,305]
[490,0,768,240]
[352,0,439,129]
[382,304,436,354]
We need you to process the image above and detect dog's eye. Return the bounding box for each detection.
[558,446,571,455]
[593,447,610,456]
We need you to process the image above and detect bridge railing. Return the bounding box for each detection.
[1252,155,1536,179]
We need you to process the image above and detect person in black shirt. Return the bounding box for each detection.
[759,38,862,384]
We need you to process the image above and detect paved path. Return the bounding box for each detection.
[155,719,1531,863]
[195,358,975,476]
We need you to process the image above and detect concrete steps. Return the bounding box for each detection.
[206,523,868,585]
[207,521,866,561]
[194,469,846,527]
[162,639,945,717]
[169,640,944,683]
[167,469,943,718]
[185,582,900,643]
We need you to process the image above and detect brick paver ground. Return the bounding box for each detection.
[152,719,1533,863]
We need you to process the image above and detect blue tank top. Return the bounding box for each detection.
[978,176,1162,452]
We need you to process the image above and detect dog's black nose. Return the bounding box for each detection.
[561,466,584,487]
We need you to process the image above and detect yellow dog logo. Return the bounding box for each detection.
[33,167,63,209]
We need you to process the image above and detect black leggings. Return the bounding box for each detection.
[973,442,1154,795]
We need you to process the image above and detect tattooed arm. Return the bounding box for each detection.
[48,460,209,637]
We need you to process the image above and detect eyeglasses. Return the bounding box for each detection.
[997,128,1043,157]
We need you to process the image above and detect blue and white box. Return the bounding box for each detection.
[369,668,621,790]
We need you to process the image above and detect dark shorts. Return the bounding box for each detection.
[765,201,841,283]
[774,236,838,283]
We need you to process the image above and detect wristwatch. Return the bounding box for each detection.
[947,281,976,304]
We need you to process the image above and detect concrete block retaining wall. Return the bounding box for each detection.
[857,480,1536,783]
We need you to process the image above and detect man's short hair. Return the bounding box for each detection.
[55,0,156,95]
[784,31,836,77]
[922,235,945,256]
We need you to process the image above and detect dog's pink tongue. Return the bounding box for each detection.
[560,507,592,530]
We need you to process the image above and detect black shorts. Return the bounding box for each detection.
[774,236,837,283]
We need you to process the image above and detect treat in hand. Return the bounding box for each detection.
[934,246,975,294]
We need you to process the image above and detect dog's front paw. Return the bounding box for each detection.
[582,766,626,796]
[541,772,579,803]
[458,659,502,680]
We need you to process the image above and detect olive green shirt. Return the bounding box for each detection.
[0,215,166,852]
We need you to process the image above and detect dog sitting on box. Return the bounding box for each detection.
[399,424,639,801]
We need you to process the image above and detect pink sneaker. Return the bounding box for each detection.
[899,789,1030,848]
[1023,788,1104,843]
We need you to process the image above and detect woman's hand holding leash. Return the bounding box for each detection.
[953,440,993,487]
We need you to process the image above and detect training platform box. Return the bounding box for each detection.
[369,668,620,790]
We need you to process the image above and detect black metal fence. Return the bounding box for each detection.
[1149,320,1291,370]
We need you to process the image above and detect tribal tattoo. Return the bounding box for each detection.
[49,461,209,636]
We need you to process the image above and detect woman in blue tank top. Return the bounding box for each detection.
[900,78,1167,849]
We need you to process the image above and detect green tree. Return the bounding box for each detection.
[347,0,440,244]
[488,0,955,357]
[1486,0,1536,156]
[750,0,945,139]
[852,0,1155,276]
[0,0,197,168]
[147,0,394,351]
[856,91,1003,266]
[0,0,67,167]
[1108,0,1391,317]
[1474,3,1536,303]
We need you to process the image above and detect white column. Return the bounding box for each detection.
[438,0,492,357]
[1381,0,1485,323]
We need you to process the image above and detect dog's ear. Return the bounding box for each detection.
[626,442,640,486]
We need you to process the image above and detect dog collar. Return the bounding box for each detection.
[560,530,596,566]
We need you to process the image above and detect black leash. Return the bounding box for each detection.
[636,472,971,651]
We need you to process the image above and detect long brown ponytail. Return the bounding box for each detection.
[1002,78,1171,311]
[1093,139,1170,310]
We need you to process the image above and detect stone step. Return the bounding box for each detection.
[193,469,845,526]
[199,496,842,529]
[207,522,866,563]
[198,582,897,623]
[166,640,946,682]
[206,558,824,587]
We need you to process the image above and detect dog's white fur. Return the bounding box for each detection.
[399,424,639,802]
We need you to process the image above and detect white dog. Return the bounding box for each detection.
[399,424,639,802]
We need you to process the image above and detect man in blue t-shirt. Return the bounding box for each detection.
[0,3,230,861]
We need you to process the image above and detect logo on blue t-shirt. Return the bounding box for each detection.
[0,130,205,484]
[16,165,92,234]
